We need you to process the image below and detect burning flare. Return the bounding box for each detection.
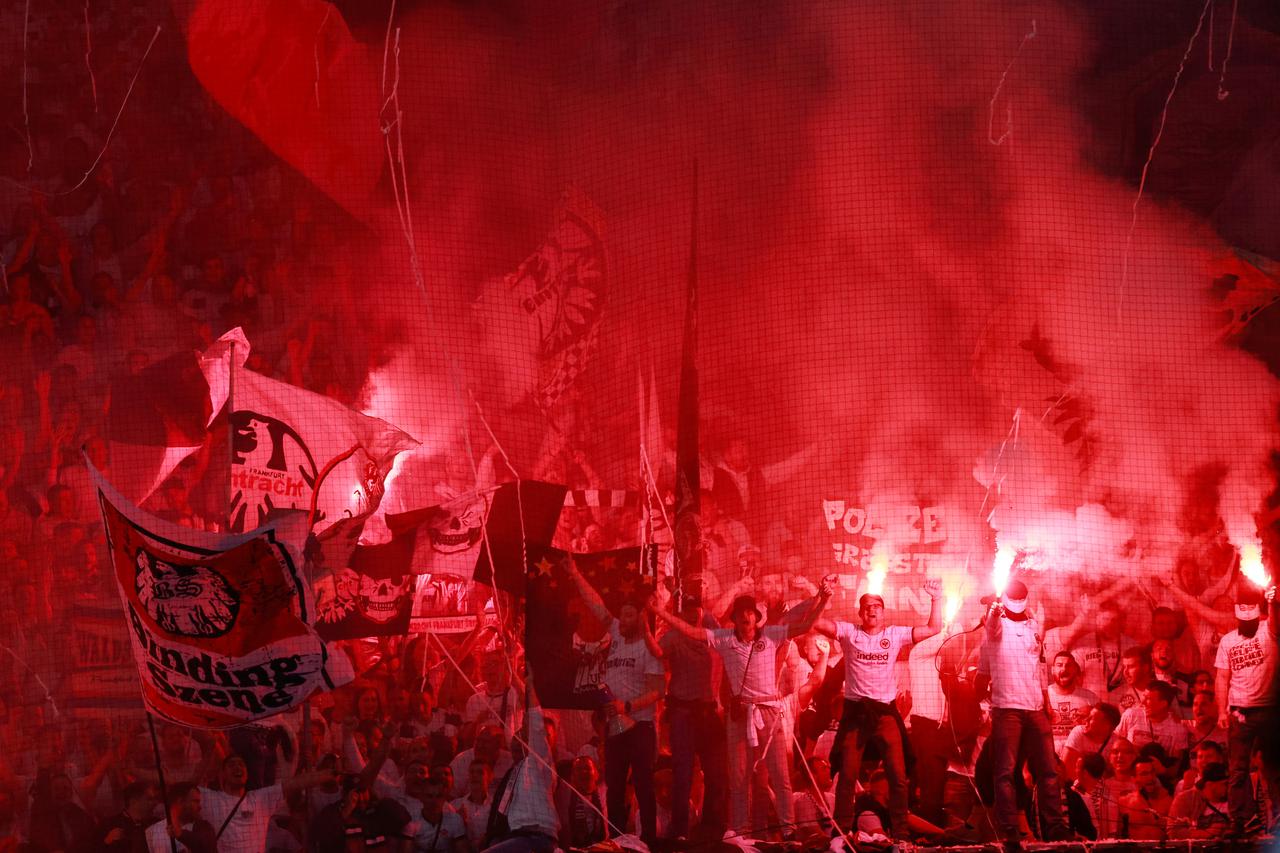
[1237,539,1272,589]
[865,551,888,596]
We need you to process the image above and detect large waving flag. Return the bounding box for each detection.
[312,515,421,641]
[228,368,418,534]
[105,329,246,505]
[91,462,352,728]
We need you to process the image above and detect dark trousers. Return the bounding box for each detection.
[1227,706,1280,831]
[909,715,949,825]
[990,708,1066,841]
[604,720,656,839]
[667,700,727,839]
[832,698,909,836]
[482,833,557,853]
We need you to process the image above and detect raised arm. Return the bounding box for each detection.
[648,595,708,644]
[1169,575,1235,635]
[786,575,836,639]
[561,554,613,627]
[912,578,943,644]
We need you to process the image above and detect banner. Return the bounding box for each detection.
[821,499,950,620]
[229,367,418,533]
[410,573,484,634]
[105,329,246,504]
[524,544,651,710]
[502,187,607,410]
[314,523,419,640]
[93,464,352,728]
[66,602,141,714]
[386,487,495,579]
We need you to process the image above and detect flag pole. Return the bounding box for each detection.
[672,158,701,609]
[226,340,236,531]
[145,711,180,853]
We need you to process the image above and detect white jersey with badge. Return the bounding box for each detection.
[199,785,284,853]
[1214,622,1276,708]
[835,623,914,704]
[707,624,789,702]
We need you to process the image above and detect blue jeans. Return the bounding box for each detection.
[668,700,728,838]
[990,707,1066,840]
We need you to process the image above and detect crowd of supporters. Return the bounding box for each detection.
[0,3,1278,853]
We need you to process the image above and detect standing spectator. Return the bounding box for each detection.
[651,577,834,838]
[484,675,559,853]
[199,753,334,852]
[978,580,1069,848]
[1048,592,1135,699]
[99,781,156,852]
[657,590,727,841]
[563,560,664,841]
[813,578,942,838]
[1213,586,1278,835]
[405,776,467,853]
[556,756,606,849]
[1047,652,1098,755]
[451,761,492,850]
[145,782,216,853]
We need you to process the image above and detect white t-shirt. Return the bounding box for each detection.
[1063,724,1108,759]
[407,805,467,852]
[465,684,524,739]
[1214,623,1277,708]
[985,615,1047,710]
[1109,682,1143,714]
[1116,707,1191,756]
[834,623,914,704]
[451,795,491,849]
[1046,630,1134,697]
[145,820,198,853]
[602,621,664,723]
[1048,684,1098,751]
[198,784,284,853]
[449,748,513,799]
[706,624,790,703]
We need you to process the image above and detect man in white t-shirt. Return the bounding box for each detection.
[813,577,941,838]
[199,754,334,852]
[653,576,835,837]
[452,760,493,849]
[1115,681,1191,763]
[1048,652,1099,755]
[1213,586,1279,835]
[565,560,665,841]
[465,651,523,743]
[978,579,1069,847]
[407,776,468,852]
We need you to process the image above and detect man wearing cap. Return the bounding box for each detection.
[979,579,1070,848]
[1169,762,1231,838]
[652,575,836,837]
[1213,585,1279,835]
[812,578,942,838]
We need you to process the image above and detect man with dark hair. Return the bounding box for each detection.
[1169,762,1231,838]
[1110,646,1154,713]
[564,557,664,841]
[199,753,335,852]
[1048,652,1098,755]
[813,577,942,838]
[101,780,156,851]
[407,776,467,852]
[145,782,216,853]
[1119,757,1174,839]
[979,579,1069,848]
[1062,702,1121,781]
[1116,681,1191,763]
[1213,585,1279,835]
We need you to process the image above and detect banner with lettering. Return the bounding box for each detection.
[92,463,353,728]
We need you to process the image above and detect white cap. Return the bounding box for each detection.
[1235,603,1261,621]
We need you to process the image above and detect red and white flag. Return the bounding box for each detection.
[228,368,418,534]
[91,462,352,729]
